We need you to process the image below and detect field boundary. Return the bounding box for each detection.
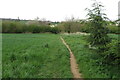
[60,36,83,79]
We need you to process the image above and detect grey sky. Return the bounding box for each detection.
[0,0,119,21]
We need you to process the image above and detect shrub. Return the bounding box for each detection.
[103,39,120,65]
[86,1,111,49]
[80,23,90,33]
[2,20,26,33]
[57,21,82,33]
[50,27,60,34]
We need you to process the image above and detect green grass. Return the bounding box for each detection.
[62,34,120,78]
[108,34,119,40]
[3,33,119,78]
[2,34,73,78]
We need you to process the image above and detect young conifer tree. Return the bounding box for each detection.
[86,1,111,50]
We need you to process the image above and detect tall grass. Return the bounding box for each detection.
[2,34,73,78]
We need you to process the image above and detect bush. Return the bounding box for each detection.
[80,23,90,33]
[103,39,120,65]
[57,21,83,33]
[86,1,111,49]
[50,27,60,34]
[2,21,26,33]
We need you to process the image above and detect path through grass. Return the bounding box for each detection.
[60,37,82,78]
[62,34,120,78]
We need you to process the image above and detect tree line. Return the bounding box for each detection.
[2,19,119,34]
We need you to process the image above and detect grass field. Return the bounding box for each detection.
[2,33,119,78]
[2,34,73,78]
[62,34,120,78]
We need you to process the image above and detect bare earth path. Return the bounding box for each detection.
[60,37,83,79]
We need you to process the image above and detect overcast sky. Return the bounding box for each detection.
[0,0,119,21]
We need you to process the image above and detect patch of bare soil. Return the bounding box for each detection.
[63,32,89,35]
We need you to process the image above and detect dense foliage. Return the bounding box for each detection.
[57,20,119,34]
[2,20,60,34]
[86,1,111,49]
[107,24,119,34]
[2,19,119,34]
[103,35,120,65]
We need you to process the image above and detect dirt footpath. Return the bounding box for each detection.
[60,37,83,79]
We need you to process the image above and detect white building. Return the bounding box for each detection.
[118,1,120,19]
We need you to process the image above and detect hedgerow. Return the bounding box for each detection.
[2,20,59,34]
